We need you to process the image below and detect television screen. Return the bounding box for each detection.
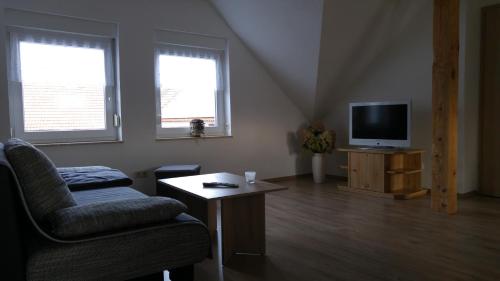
[352,104,407,139]
[350,102,411,147]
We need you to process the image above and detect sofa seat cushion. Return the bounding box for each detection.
[58,166,133,191]
[47,197,188,238]
[27,213,210,281]
[4,138,76,222]
[72,187,147,205]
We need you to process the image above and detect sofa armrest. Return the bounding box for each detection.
[46,197,187,239]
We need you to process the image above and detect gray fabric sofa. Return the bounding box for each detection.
[0,141,211,281]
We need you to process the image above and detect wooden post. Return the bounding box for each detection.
[431,0,459,214]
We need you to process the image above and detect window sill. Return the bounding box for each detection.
[156,135,233,141]
[33,140,124,147]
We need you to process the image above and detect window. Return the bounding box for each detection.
[155,43,229,138]
[7,28,120,143]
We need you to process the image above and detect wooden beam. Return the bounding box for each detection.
[431,0,459,214]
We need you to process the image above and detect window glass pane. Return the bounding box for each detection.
[158,55,217,128]
[19,41,107,132]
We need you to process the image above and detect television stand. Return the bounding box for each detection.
[337,146,428,200]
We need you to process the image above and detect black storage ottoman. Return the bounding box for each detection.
[154,164,201,179]
[155,164,201,195]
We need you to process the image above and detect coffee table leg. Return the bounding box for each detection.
[183,197,217,243]
[221,194,266,264]
[207,201,217,241]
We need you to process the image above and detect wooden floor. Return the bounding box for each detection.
[183,176,500,281]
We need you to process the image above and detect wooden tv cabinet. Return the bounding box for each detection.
[337,147,428,200]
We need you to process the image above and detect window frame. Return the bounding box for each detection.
[154,42,229,139]
[6,27,121,144]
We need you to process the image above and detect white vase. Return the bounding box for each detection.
[312,153,326,183]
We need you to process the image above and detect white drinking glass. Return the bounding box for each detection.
[245,171,256,184]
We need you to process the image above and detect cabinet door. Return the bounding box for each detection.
[349,153,363,189]
[480,5,500,196]
[362,154,385,192]
[349,153,385,192]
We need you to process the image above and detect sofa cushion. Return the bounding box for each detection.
[72,186,147,205]
[4,138,76,222]
[58,166,133,191]
[47,197,187,238]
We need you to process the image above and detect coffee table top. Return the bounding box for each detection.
[158,172,288,200]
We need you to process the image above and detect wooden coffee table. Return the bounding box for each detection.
[157,172,287,265]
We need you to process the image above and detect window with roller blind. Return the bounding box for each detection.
[154,30,230,138]
[7,27,120,144]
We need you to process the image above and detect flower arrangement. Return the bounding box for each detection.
[300,121,336,154]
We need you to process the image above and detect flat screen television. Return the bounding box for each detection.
[349,101,411,148]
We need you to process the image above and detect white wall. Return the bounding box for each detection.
[324,0,499,194]
[0,0,309,195]
[324,0,434,188]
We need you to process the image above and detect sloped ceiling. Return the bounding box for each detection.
[210,0,430,120]
[210,0,324,120]
[315,0,430,118]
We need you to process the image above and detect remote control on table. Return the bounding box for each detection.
[203,182,239,188]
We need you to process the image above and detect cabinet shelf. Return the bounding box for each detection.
[386,169,422,175]
[337,182,348,189]
[338,186,429,200]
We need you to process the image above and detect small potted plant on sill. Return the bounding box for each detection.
[190,119,205,137]
[300,121,336,183]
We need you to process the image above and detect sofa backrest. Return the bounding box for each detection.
[0,143,26,281]
[0,142,73,236]
[0,142,81,280]
[4,138,76,222]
